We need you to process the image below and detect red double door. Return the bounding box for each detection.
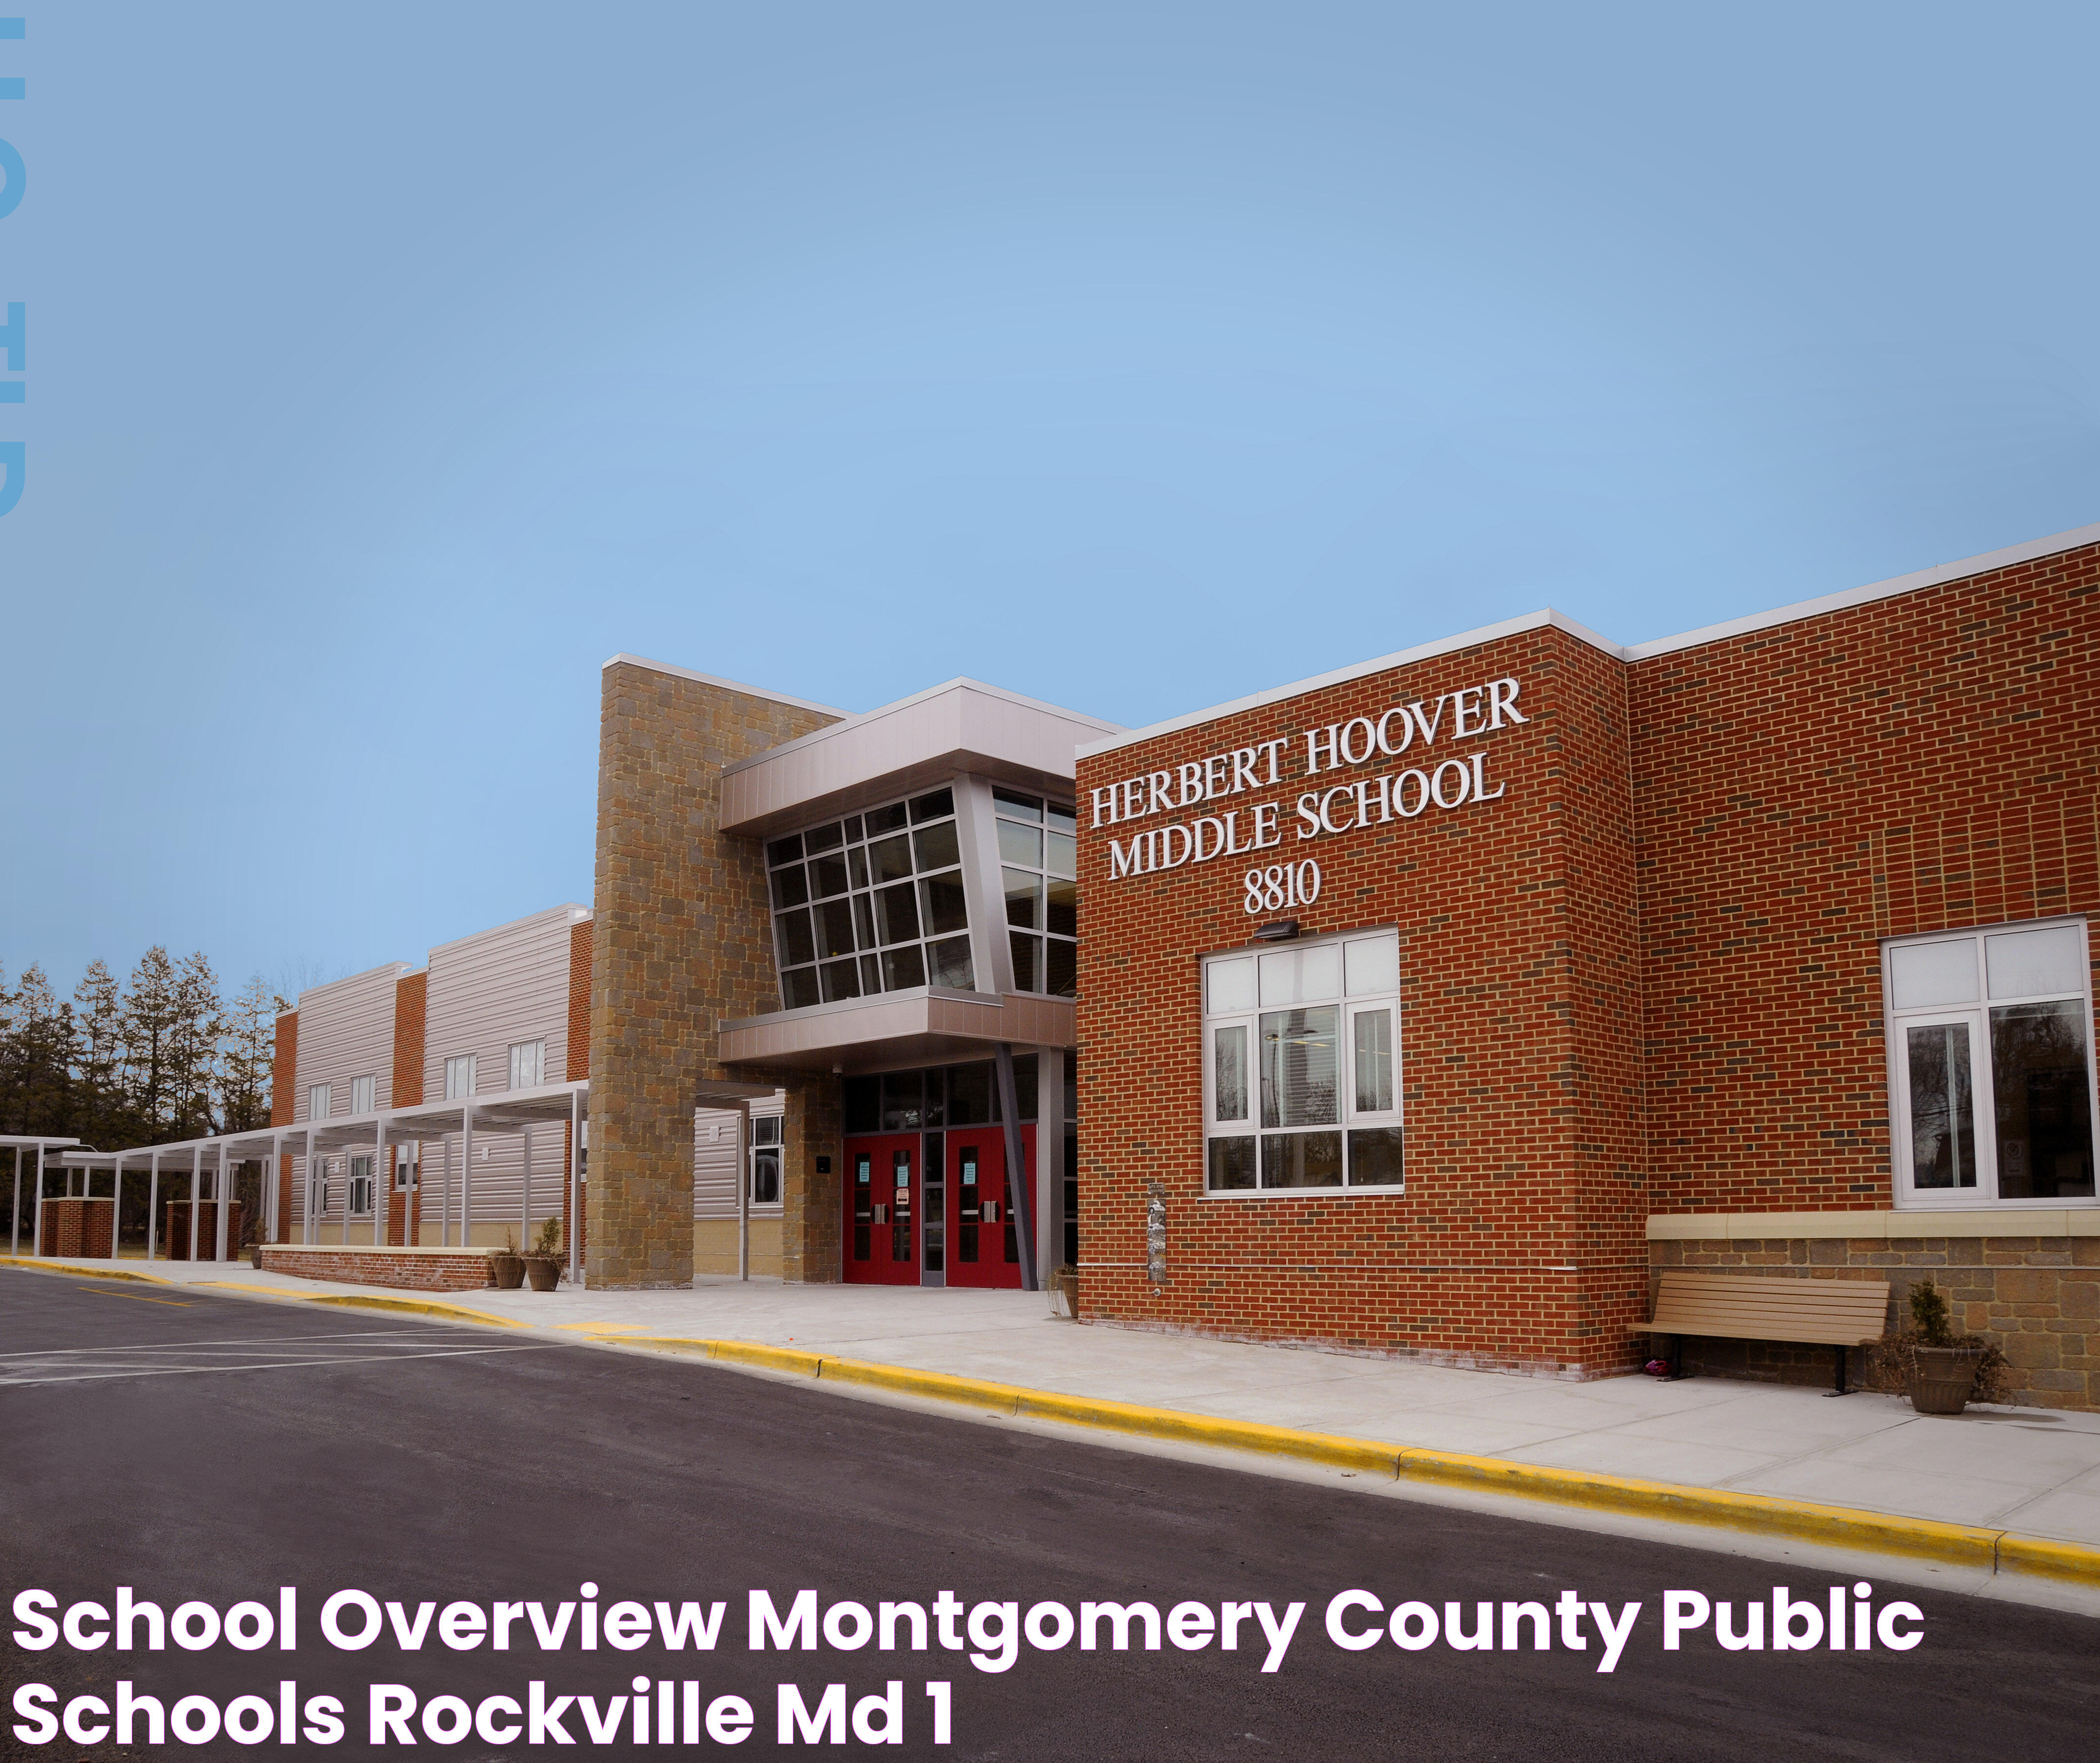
[843,1126,1034,1287]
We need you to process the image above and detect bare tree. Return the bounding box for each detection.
[220,975,288,1135]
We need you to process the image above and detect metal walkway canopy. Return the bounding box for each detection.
[24,1081,590,1281]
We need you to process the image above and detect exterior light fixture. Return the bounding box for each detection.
[1252,920,1300,943]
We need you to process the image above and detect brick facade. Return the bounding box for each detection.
[38,1197,113,1260]
[587,663,838,1288]
[1076,626,1646,1376]
[1634,540,2100,1213]
[260,1245,496,1292]
[1075,537,2100,1397]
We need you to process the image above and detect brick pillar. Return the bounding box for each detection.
[587,660,837,1290]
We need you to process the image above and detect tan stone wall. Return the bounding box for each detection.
[781,1072,842,1283]
[694,1216,783,1277]
[1651,1237,2100,1411]
[588,662,838,1289]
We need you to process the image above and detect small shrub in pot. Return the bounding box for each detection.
[1906,1278,1985,1416]
[523,1216,563,1291]
[490,1228,525,1291]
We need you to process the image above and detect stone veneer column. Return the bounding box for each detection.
[779,1072,843,1283]
[589,662,837,1289]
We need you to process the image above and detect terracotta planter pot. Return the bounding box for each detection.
[524,1256,559,1292]
[490,1254,525,1290]
[1909,1345,1982,1415]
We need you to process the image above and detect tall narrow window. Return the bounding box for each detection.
[996,788,1078,997]
[308,1083,331,1121]
[750,1115,783,1205]
[1204,930,1401,1192]
[508,1040,545,1090]
[1887,921,2097,1207]
[350,1074,375,1115]
[444,1055,477,1100]
[348,1156,374,1217]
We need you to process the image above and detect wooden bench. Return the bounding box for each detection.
[1646,1271,1890,1394]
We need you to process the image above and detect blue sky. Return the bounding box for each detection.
[2,3,2096,1001]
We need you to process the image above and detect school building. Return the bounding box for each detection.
[20,522,2100,1408]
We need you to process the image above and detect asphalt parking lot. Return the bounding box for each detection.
[4,1267,2097,1761]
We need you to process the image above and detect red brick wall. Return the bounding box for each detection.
[161,1202,244,1261]
[1073,536,2100,1369]
[569,918,592,1081]
[270,1012,296,1127]
[38,1198,113,1259]
[259,1246,495,1292]
[394,973,426,1106]
[1075,625,1647,1375]
[1631,540,2100,1214]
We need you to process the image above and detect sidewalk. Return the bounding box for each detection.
[13,1255,2100,1585]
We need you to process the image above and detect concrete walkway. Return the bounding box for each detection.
[17,1254,2100,1559]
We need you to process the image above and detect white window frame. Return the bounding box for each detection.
[394,1145,419,1191]
[444,1054,477,1100]
[349,1074,375,1116]
[1884,916,2099,1210]
[308,1083,331,1121]
[508,1040,546,1091]
[1201,928,1404,1197]
[348,1155,375,1217]
[748,1113,785,1210]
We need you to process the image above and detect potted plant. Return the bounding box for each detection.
[1050,1263,1080,1319]
[1907,1277,1984,1415]
[523,1216,563,1291]
[491,1229,525,1291]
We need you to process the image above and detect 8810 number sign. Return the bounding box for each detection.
[1243,860,1319,915]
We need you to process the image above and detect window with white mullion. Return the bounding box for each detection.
[994,786,1077,998]
[1203,929,1402,1193]
[1886,918,2097,1207]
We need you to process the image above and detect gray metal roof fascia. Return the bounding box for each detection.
[601,653,848,718]
[721,676,1124,779]
[297,961,412,1009]
[426,902,593,959]
[1074,610,1616,760]
[1622,520,2100,661]
[1073,521,2100,760]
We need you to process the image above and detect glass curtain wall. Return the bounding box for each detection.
[768,787,975,1009]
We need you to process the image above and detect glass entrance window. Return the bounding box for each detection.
[767,787,975,1009]
[1203,929,1402,1193]
[994,788,1078,997]
[1887,920,2097,1206]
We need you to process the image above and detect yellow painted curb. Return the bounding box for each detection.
[306,1293,528,1329]
[1013,1387,1402,1477]
[603,1330,2100,1587]
[822,1355,1030,1411]
[710,1339,825,1377]
[0,1256,168,1285]
[1392,1449,2004,1568]
[1995,1533,2100,1585]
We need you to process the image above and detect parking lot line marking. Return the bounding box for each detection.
[0,1344,557,1386]
[84,1289,197,1307]
[0,1328,473,1359]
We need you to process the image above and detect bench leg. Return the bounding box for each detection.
[1670,1334,1685,1381]
[1827,1344,1850,1397]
